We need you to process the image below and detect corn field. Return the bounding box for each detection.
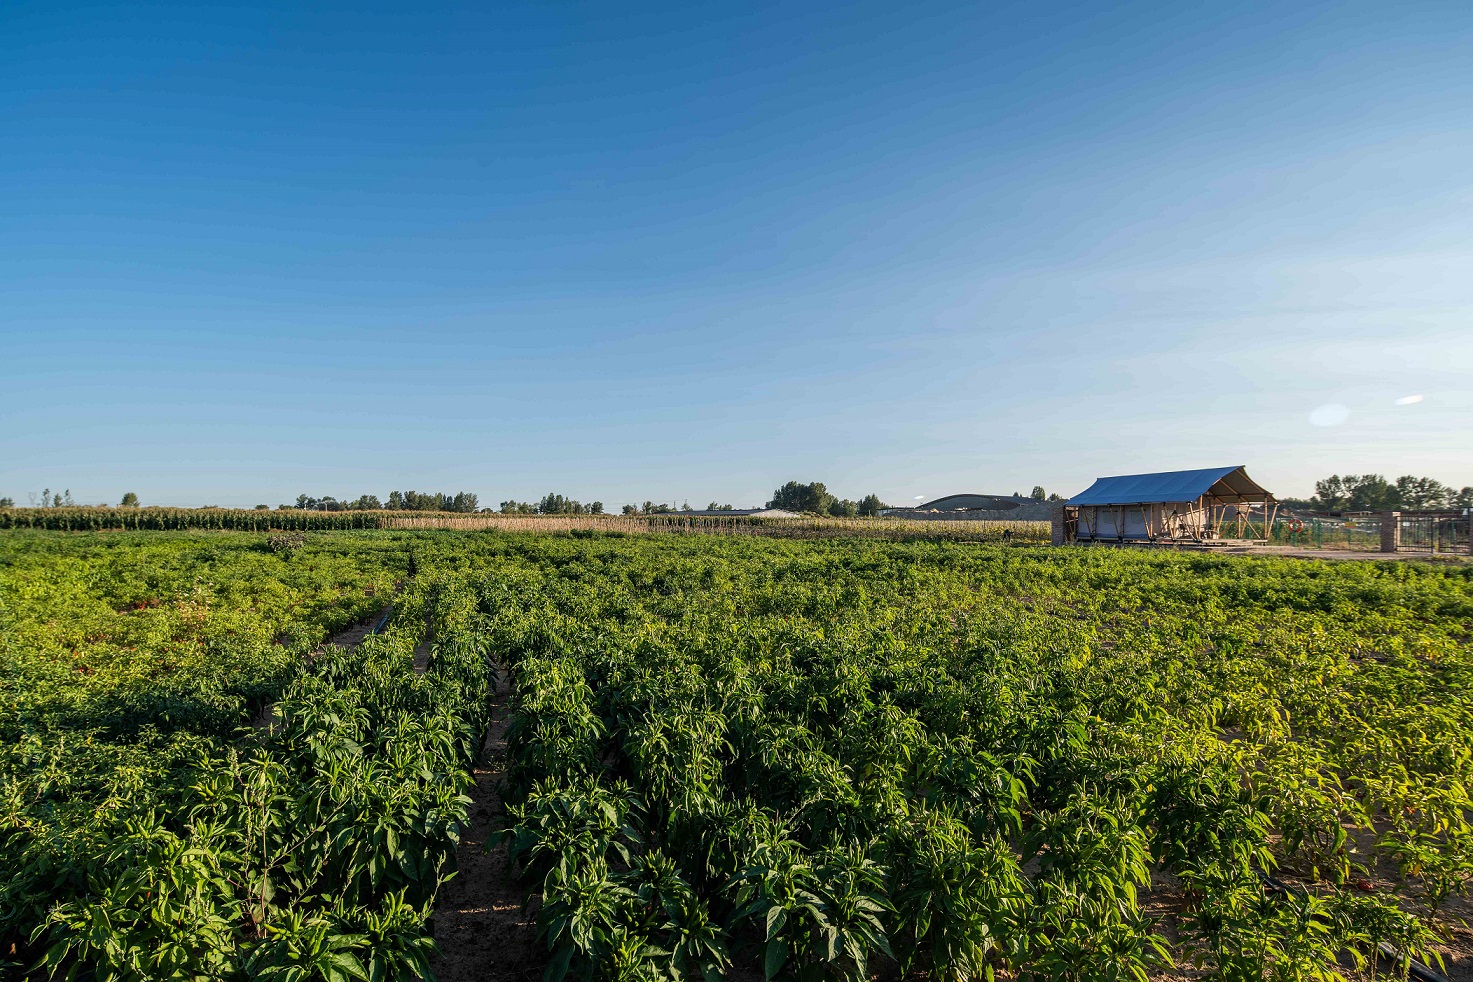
[0,507,1048,543]
[386,511,1050,543]
[0,506,384,531]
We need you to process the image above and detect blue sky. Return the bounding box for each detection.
[3,0,1470,508]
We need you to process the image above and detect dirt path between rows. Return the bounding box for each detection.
[413,619,433,674]
[428,668,541,982]
[253,605,392,731]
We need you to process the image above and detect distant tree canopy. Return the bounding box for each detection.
[769,481,834,514]
[768,481,888,517]
[32,489,76,508]
[290,491,478,512]
[501,494,603,515]
[388,491,477,512]
[1310,474,1471,512]
[119,492,139,507]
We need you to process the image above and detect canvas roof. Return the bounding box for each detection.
[1067,466,1271,506]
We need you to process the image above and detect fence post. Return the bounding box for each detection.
[1380,512,1400,553]
[1051,505,1066,546]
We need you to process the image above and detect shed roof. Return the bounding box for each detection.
[1067,466,1271,506]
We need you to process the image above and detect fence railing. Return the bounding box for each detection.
[1228,514,1473,554]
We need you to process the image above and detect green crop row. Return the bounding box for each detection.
[477,534,1473,982]
[1,533,496,980]
[7,529,1472,980]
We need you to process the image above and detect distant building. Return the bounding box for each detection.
[677,508,800,517]
[1058,466,1276,543]
[883,493,1053,521]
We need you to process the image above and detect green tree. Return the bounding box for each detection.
[1395,475,1449,510]
[1314,475,1401,511]
[119,492,140,507]
[857,494,885,517]
[1312,476,1349,510]
[768,481,835,515]
[1031,486,1047,501]
[1347,475,1398,511]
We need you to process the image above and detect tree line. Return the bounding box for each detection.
[767,481,887,517]
[291,491,481,513]
[1309,474,1472,512]
[499,493,605,515]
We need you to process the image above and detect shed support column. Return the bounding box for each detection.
[1381,512,1400,553]
[1051,505,1066,546]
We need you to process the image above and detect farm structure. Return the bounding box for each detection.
[1056,465,1277,544]
[678,507,799,517]
[883,493,1053,521]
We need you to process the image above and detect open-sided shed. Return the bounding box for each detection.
[1062,465,1276,543]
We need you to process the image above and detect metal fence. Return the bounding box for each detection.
[1262,516,1382,551]
[1257,513,1471,554]
[1396,513,1471,553]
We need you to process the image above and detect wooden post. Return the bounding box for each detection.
[1381,512,1400,553]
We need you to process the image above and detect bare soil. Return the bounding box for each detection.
[328,609,389,648]
[413,621,432,674]
[427,670,542,982]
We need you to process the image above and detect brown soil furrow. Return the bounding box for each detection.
[428,670,540,982]
[413,623,433,674]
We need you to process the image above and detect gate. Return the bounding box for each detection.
[1398,513,1472,554]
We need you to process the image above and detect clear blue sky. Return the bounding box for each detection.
[3,0,1470,508]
